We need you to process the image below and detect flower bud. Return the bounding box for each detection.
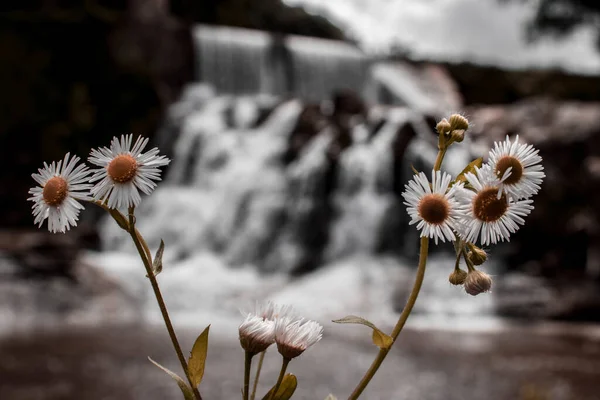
[239,315,275,355]
[464,270,492,296]
[436,118,451,135]
[448,114,469,131]
[449,268,467,285]
[450,129,465,143]
[467,246,488,265]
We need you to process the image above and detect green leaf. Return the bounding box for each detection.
[152,239,165,276]
[454,157,483,184]
[261,374,298,400]
[332,315,393,350]
[148,357,195,400]
[188,325,210,388]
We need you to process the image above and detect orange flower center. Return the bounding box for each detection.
[495,156,523,185]
[43,176,68,206]
[107,154,138,183]
[473,188,508,222]
[418,194,449,225]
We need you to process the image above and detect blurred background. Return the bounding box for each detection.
[1,0,600,399]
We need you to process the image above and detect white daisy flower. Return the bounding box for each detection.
[88,134,170,209]
[401,170,464,244]
[275,317,323,360]
[28,153,92,233]
[239,314,276,355]
[487,135,545,200]
[456,165,534,245]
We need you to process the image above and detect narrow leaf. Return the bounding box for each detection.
[188,325,210,388]
[261,374,298,400]
[454,157,483,184]
[332,315,393,349]
[152,239,165,276]
[148,357,195,400]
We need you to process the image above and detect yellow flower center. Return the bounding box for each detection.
[418,194,449,225]
[107,154,138,183]
[473,188,508,222]
[495,156,523,185]
[43,176,68,206]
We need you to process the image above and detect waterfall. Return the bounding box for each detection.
[193,25,369,101]
[95,25,491,326]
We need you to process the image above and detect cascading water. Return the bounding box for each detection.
[95,26,491,328]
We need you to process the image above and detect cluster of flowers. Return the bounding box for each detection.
[28,135,170,231]
[402,116,545,295]
[238,302,323,360]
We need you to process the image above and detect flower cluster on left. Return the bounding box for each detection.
[28,134,170,232]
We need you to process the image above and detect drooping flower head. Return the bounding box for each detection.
[402,170,464,244]
[28,153,92,233]
[238,314,276,355]
[88,135,170,209]
[487,135,545,200]
[275,317,323,360]
[456,165,533,245]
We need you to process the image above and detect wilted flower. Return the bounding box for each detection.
[239,314,276,355]
[402,170,464,244]
[28,153,92,233]
[487,135,544,200]
[456,165,533,245]
[275,317,323,360]
[88,134,170,209]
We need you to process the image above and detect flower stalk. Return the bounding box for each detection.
[124,206,203,400]
[243,351,254,400]
[269,357,291,400]
[250,351,267,400]
[348,133,450,399]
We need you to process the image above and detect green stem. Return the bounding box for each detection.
[269,357,290,400]
[125,207,203,400]
[250,351,266,400]
[243,351,254,400]
[347,237,429,399]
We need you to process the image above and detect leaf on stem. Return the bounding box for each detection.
[152,239,165,276]
[148,357,195,400]
[453,157,483,185]
[188,325,210,388]
[261,374,298,400]
[332,315,393,350]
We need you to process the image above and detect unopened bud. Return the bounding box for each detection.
[449,268,467,286]
[450,129,465,143]
[467,247,487,265]
[448,114,469,131]
[464,270,492,296]
[436,118,451,135]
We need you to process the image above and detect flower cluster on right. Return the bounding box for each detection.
[402,115,545,295]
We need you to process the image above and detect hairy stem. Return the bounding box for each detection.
[243,351,253,400]
[250,351,266,400]
[125,207,203,400]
